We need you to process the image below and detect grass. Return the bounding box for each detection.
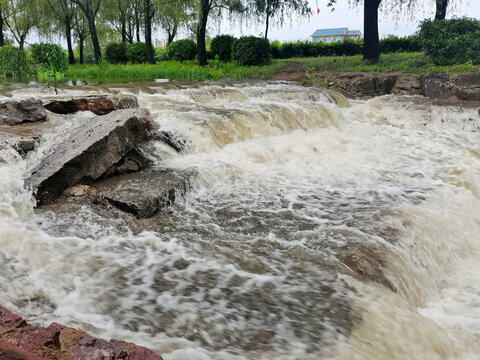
[289,52,480,74]
[65,60,285,83]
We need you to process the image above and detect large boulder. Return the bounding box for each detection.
[350,74,397,96]
[94,169,191,218]
[421,72,452,100]
[0,99,47,126]
[43,95,138,115]
[26,109,157,205]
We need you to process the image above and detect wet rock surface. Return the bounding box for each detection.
[43,95,138,115]
[0,306,163,360]
[0,99,47,126]
[95,169,191,218]
[420,72,452,100]
[25,109,157,205]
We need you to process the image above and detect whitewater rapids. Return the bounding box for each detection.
[1,82,480,360]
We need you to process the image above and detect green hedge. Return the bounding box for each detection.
[418,18,480,65]
[0,46,29,77]
[126,42,147,64]
[380,35,421,53]
[232,36,271,66]
[167,39,196,63]
[211,35,236,62]
[105,42,127,64]
[29,43,61,65]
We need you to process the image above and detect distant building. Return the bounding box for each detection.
[311,28,362,44]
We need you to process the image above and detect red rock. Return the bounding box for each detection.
[129,347,163,360]
[72,337,126,360]
[0,306,27,329]
[73,98,115,116]
[13,325,61,353]
[0,340,47,360]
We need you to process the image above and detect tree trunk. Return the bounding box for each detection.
[167,24,177,45]
[197,0,210,66]
[19,34,25,50]
[87,15,102,63]
[65,19,75,64]
[264,11,270,39]
[79,37,84,64]
[435,0,448,20]
[135,6,140,42]
[0,10,4,47]
[144,0,155,64]
[363,0,381,63]
[121,17,126,43]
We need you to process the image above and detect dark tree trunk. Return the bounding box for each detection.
[264,11,270,39]
[127,20,133,43]
[0,10,4,47]
[435,0,448,20]
[167,25,177,45]
[87,15,102,63]
[65,19,75,64]
[144,0,155,64]
[79,37,84,64]
[135,7,140,42]
[121,17,126,42]
[19,34,25,50]
[197,0,210,66]
[363,0,381,63]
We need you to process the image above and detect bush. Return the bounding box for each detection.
[0,46,29,77]
[232,36,271,66]
[105,42,127,64]
[47,46,68,73]
[154,46,168,61]
[211,35,236,62]
[418,17,480,65]
[167,39,197,63]
[380,35,421,53]
[126,42,147,64]
[29,43,60,65]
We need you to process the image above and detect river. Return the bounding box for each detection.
[1,81,480,359]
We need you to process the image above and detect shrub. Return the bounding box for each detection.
[232,36,271,66]
[0,46,29,77]
[418,18,480,65]
[47,46,68,73]
[211,35,236,62]
[154,46,168,61]
[380,35,421,53]
[126,42,147,64]
[105,42,127,64]
[167,39,197,63]
[29,43,60,64]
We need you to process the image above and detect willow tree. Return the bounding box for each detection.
[435,0,448,19]
[70,0,102,63]
[252,0,310,39]
[144,0,155,63]
[42,0,78,64]
[0,0,7,46]
[73,10,89,63]
[102,0,135,43]
[157,0,195,45]
[196,0,245,66]
[4,0,39,49]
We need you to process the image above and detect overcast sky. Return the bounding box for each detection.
[213,0,479,42]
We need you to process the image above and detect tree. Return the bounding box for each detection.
[157,0,195,45]
[70,0,102,63]
[435,0,447,20]
[328,0,381,62]
[73,10,89,63]
[196,0,244,66]
[0,0,7,46]
[102,0,135,43]
[144,0,155,64]
[4,0,39,49]
[251,0,310,39]
[44,0,78,64]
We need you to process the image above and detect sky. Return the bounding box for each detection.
[212,0,479,42]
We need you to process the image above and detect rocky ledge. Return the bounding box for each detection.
[0,305,163,360]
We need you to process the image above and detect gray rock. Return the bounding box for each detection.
[26,109,157,205]
[456,73,480,88]
[95,169,190,218]
[12,137,39,157]
[421,72,451,100]
[456,88,480,102]
[154,131,189,152]
[350,75,397,96]
[0,99,47,125]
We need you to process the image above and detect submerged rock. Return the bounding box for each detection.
[0,305,163,360]
[95,169,191,218]
[0,99,47,126]
[43,95,138,115]
[26,109,157,205]
[154,131,189,152]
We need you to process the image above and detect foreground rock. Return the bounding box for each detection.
[95,169,191,218]
[43,95,138,116]
[0,305,163,360]
[26,109,157,205]
[0,99,47,125]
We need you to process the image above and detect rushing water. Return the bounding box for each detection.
[1,82,480,359]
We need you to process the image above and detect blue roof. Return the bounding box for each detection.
[312,28,362,37]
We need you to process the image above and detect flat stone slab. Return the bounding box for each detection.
[95,169,191,218]
[0,99,47,125]
[43,95,138,115]
[25,109,157,205]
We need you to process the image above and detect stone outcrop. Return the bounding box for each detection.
[0,305,163,360]
[94,169,191,218]
[0,99,47,126]
[350,74,398,97]
[26,109,157,205]
[420,72,452,100]
[43,95,138,115]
